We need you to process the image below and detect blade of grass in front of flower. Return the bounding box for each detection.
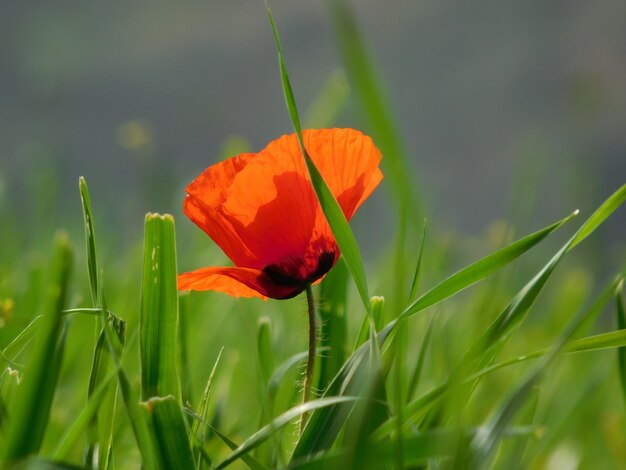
[318,259,349,392]
[267,7,371,314]
[326,0,423,226]
[470,274,623,468]
[615,279,626,404]
[303,69,350,128]
[144,396,195,470]
[140,213,182,401]
[2,233,72,461]
[215,397,359,470]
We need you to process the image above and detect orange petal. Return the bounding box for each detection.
[177,267,303,300]
[262,128,383,220]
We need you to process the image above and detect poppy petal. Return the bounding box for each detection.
[302,128,383,220]
[184,153,260,267]
[177,266,302,300]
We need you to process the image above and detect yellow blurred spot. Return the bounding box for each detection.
[0,298,14,327]
[116,120,156,153]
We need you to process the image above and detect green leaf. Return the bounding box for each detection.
[267,7,372,315]
[2,233,72,461]
[144,396,195,470]
[140,213,182,401]
[0,315,42,370]
[215,397,359,470]
[327,0,423,226]
[205,424,267,470]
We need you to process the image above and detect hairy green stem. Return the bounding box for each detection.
[301,283,316,433]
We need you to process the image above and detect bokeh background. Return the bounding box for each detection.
[1,0,625,264]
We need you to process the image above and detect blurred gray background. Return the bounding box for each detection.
[1,1,624,262]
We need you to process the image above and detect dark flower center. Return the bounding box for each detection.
[262,250,337,288]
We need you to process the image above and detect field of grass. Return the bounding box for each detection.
[1,3,625,469]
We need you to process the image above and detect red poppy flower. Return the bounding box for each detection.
[178,128,383,300]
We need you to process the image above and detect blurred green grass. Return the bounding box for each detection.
[0,2,625,469]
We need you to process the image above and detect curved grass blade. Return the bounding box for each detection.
[267,7,372,315]
[215,397,359,470]
[0,315,42,370]
[2,233,72,461]
[140,213,182,401]
[326,0,423,226]
[293,212,574,459]
[398,211,577,322]
[79,176,100,305]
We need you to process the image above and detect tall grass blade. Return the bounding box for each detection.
[327,0,423,225]
[267,6,372,314]
[140,213,182,401]
[615,279,626,404]
[144,396,195,470]
[318,259,349,392]
[80,177,121,469]
[1,233,72,461]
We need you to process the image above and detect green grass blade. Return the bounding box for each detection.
[2,233,72,461]
[215,397,359,470]
[205,425,267,470]
[52,360,121,460]
[568,183,626,250]
[326,0,423,225]
[399,211,577,322]
[408,220,427,302]
[318,259,349,392]
[0,315,42,369]
[470,281,617,468]
[615,279,626,404]
[406,316,435,400]
[191,347,224,451]
[144,396,195,470]
[267,7,372,314]
[140,213,182,401]
[373,275,621,439]
[293,211,574,458]
[79,176,100,305]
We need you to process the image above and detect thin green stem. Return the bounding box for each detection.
[300,283,316,434]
